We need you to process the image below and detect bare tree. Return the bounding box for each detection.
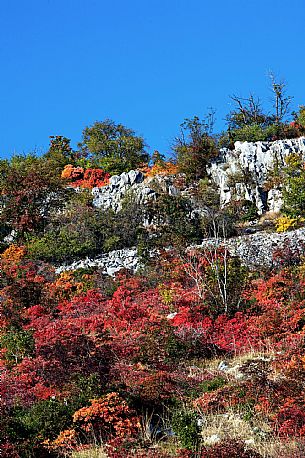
[269,73,293,124]
[227,94,268,129]
[180,212,246,317]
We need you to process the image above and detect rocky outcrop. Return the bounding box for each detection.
[55,247,139,276]
[199,226,305,269]
[207,137,305,213]
[92,170,179,212]
[227,227,305,268]
[91,138,305,216]
[56,226,305,275]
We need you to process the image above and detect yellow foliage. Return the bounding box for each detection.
[275,215,300,233]
[158,284,175,306]
[284,153,303,169]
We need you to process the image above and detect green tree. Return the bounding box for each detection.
[282,153,305,217]
[44,135,75,170]
[0,328,35,365]
[78,119,149,174]
[173,113,218,181]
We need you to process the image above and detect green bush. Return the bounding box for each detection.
[171,409,200,450]
[77,119,149,174]
[0,328,35,366]
[2,400,74,456]
[144,193,203,249]
[219,122,304,149]
[173,115,219,181]
[26,199,146,262]
[232,124,267,143]
[200,376,226,393]
[282,154,305,217]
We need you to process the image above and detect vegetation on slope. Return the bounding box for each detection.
[1,81,305,457]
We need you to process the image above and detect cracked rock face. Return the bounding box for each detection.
[92,169,180,212]
[56,225,305,276]
[92,170,150,212]
[207,137,305,213]
[198,226,305,269]
[55,248,139,276]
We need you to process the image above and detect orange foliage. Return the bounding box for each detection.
[61,164,84,180]
[146,161,178,177]
[1,244,26,265]
[81,168,110,188]
[47,271,88,300]
[44,428,77,452]
[61,164,110,188]
[72,392,139,437]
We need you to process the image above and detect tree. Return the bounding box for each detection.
[78,119,149,174]
[44,135,75,170]
[173,113,218,181]
[269,74,292,125]
[282,153,305,217]
[226,94,269,130]
[0,155,69,238]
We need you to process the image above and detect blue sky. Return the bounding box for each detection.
[0,0,304,158]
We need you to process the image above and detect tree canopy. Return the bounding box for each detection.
[77,119,149,174]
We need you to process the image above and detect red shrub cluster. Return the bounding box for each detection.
[1,247,305,455]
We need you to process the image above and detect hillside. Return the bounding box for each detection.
[2,116,305,457]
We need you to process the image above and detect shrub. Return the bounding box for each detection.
[171,410,200,450]
[27,199,146,262]
[0,155,69,238]
[276,215,300,232]
[48,392,140,451]
[282,154,305,217]
[3,400,75,456]
[231,124,267,143]
[200,439,262,457]
[144,193,203,249]
[0,328,35,365]
[61,165,110,188]
[173,115,219,181]
[200,376,226,393]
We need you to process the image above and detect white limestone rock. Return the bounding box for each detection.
[55,247,140,276]
[92,169,180,212]
[207,137,305,213]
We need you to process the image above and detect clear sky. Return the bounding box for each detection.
[0,0,304,158]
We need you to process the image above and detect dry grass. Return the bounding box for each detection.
[199,348,276,373]
[71,351,302,458]
[197,409,305,458]
[71,447,107,458]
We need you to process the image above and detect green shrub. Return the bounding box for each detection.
[0,328,35,366]
[27,198,146,262]
[3,400,74,456]
[232,124,267,143]
[27,226,96,262]
[200,376,226,393]
[77,119,149,174]
[171,409,200,450]
[173,115,219,181]
[144,194,203,249]
[240,201,258,222]
[282,154,305,217]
